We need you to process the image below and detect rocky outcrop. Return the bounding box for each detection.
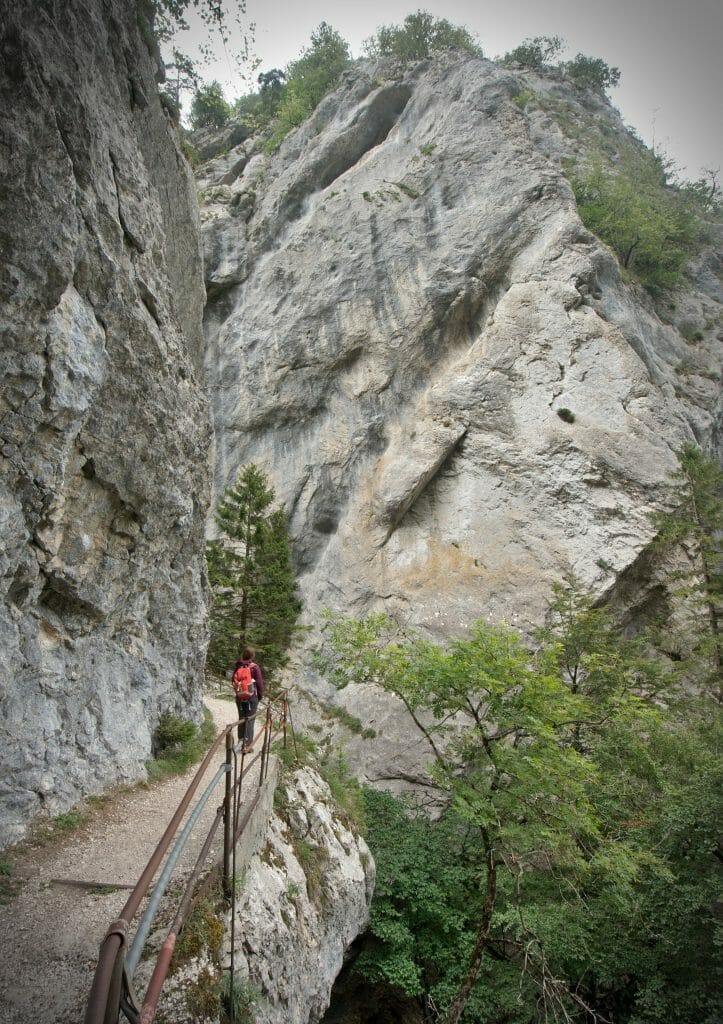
[0,0,209,844]
[199,52,720,791]
[226,766,374,1024]
[200,53,720,628]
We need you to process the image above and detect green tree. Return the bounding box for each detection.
[266,23,350,149]
[316,612,660,1023]
[564,52,621,93]
[206,465,301,678]
[572,146,703,292]
[189,79,232,128]
[318,591,721,1023]
[364,9,482,61]
[653,443,722,680]
[501,35,563,68]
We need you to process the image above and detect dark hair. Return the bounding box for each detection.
[241,647,255,661]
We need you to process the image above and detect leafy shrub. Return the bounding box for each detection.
[363,10,482,61]
[557,407,575,423]
[511,89,536,107]
[501,34,563,68]
[564,53,620,93]
[572,147,703,292]
[147,709,215,781]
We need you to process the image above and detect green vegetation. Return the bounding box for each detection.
[363,10,482,61]
[315,574,722,1024]
[510,89,535,108]
[501,35,563,69]
[265,23,350,150]
[556,407,575,423]
[206,463,302,679]
[189,80,232,129]
[653,444,722,679]
[572,146,705,292]
[292,837,331,905]
[320,701,377,739]
[221,974,262,1023]
[564,52,621,93]
[146,708,216,782]
[172,894,225,970]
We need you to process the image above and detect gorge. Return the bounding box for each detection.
[0,1,720,1022]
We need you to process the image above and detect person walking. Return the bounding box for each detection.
[231,647,264,751]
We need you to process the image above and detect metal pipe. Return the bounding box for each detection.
[223,731,234,897]
[126,762,228,977]
[140,805,225,1023]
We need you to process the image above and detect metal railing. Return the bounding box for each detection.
[84,694,296,1024]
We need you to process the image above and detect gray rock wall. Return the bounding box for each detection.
[201,53,720,635]
[228,767,374,1024]
[0,0,209,844]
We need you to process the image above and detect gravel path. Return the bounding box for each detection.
[0,696,257,1024]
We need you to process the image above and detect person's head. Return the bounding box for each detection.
[242,647,255,661]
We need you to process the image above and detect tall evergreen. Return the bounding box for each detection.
[206,465,301,680]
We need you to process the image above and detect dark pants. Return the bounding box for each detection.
[235,696,259,747]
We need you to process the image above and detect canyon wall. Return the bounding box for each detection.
[0,0,210,844]
[199,52,720,788]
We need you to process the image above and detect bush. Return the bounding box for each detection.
[564,53,620,93]
[363,9,482,61]
[147,709,215,781]
[501,35,563,68]
[557,407,575,423]
[572,146,703,292]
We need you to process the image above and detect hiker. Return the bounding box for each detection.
[231,647,264,751]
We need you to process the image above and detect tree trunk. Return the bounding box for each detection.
[444,832,497,1024]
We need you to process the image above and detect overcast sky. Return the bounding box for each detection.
[176,0,722,180]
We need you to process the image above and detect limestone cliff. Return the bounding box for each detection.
[199,52,720,787]
[201,53,720,629]
[0,0,209,844]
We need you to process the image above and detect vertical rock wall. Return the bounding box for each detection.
[0,0,210,845]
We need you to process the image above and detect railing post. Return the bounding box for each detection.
[223,730,234,897]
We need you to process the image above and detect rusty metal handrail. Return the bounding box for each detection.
[85,695,292,1024]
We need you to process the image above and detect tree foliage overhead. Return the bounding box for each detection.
[315,576,722,1024]
[363,9,482,61]
[206,464,301,678]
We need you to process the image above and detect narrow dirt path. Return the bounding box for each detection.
[0,695,257,1024]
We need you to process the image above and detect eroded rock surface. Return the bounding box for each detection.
[229,767,374,1024]
[201,54,721,643]
[0,0,209,844]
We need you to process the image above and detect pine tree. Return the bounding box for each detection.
[206,465,301,680]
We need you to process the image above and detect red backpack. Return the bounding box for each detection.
[233,663,257,700]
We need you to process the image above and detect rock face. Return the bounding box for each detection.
[229,767,375,1024]
[0,0,209,844]
[200,52,720,789]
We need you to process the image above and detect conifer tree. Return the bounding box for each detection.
[206,465,301,679]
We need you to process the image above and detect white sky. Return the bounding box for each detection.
[175,0,723,180]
